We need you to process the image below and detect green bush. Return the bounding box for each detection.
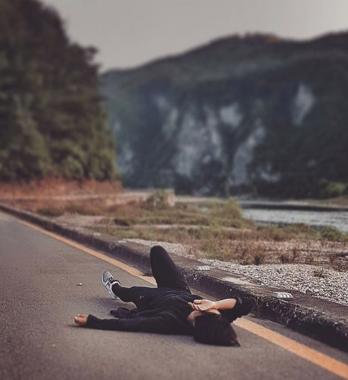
[317,226,348,242]
[144,190,172,210]
[61,156,85,179]
[319,180,347,198]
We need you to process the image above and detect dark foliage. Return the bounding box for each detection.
[0,0,117,181]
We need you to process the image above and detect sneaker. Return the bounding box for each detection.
[102,271,120,299]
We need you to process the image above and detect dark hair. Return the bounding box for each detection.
[193,314,240,346]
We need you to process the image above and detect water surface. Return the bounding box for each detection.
[243,208,348,233]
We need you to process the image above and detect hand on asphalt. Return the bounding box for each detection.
[74,314,88,326]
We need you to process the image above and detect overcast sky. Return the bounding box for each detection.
[42,0,348,71]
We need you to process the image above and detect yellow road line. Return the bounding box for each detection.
[19,220,157,285]
[18,219,348,380]
[236,319,348,379]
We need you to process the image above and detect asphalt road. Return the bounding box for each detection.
[0,211,347,380]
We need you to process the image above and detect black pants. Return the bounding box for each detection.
[112,246,191,306]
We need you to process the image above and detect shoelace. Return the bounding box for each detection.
[107,278,114,286]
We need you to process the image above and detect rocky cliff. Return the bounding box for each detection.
[100,32,348,197]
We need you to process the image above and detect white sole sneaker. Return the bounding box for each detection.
[102,271,120,299]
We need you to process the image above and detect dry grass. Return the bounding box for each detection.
[1,185,347,269]
[0,178,122,199]
[88,222,348,268]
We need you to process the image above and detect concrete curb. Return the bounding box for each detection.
[1,203,347,352]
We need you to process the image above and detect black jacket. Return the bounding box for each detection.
[86,288,237,335]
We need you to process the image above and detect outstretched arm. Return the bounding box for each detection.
[74,313,174,334]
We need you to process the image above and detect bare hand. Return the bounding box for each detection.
[74,314,88,326]
[190,299,216,312]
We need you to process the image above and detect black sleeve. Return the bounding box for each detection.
[86,314,175,334]
[110,307,137,318]
[110,307,167,319]
[220,309,236,323]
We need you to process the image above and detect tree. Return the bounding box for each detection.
[0,0,117,181]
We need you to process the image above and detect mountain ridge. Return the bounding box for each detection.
[100,31,348,197]
[102,31,348,75]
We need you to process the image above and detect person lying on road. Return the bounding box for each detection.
[74,245,254,346]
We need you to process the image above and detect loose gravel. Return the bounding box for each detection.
[200,259,348,306]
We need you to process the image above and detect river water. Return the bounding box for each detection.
[243,208,348,233]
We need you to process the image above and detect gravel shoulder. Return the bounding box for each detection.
[51,212,348,308]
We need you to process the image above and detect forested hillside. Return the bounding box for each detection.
[0,0,117,181]
[101,33,348,198]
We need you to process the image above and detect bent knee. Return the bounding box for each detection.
[150,245,168,259]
